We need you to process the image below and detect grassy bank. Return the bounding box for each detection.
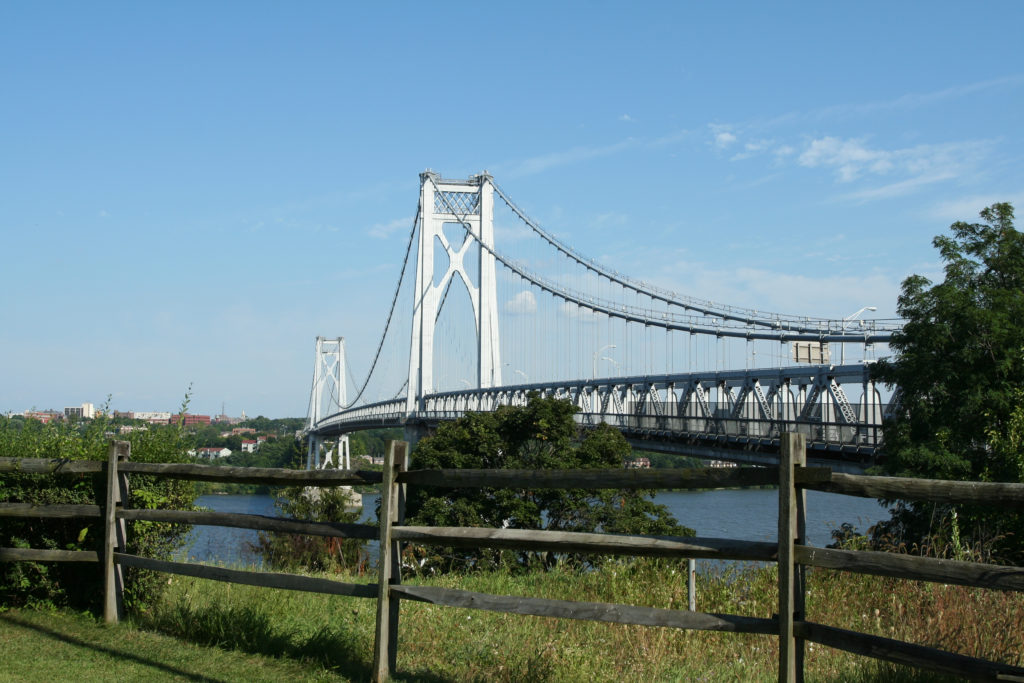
[3,561,1021,681]
[0,607,340,682]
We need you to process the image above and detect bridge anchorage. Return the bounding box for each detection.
[305,171,902,473]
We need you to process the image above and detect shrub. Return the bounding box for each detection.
[0,408,196,612]
[252,486,369,574]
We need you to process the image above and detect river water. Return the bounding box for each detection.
[182,488,887,568]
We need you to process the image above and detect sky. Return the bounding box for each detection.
[3,2,1023,418]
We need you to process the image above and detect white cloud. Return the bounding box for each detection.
[619,114,633,122]
[730,138,775,161]
[839,173,957,202]
[502,139,637,177]
[798,137,891,181]
[798,137,991,188]
[816,75,1024,121]
[707,124,739,149]
[368,217,412,239]
[651,258,902,320]
[505,290,537,314]
[712,128,738,149]
[760,75,1024,128]
[926,192,1024,223]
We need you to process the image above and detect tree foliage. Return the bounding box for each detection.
[253,486,368,574]
[872,203,1024,561]
[405,396,692,572]
[0,407,197,610]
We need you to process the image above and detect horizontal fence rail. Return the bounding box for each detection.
[0,548,100,563]
[392,584,778,634]
[391,526,778,562]
[796,545,1024,591]
[0,457,103,474]
[114,553,378,598]
[397,465,816,489]
[118,509,378,540]
[804,472,1024,507]
[119,461,382,486]
[2,440,1024,682]
[0,503,102,518]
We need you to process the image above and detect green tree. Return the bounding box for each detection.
[405,396,692,572]
[872,202,1024,561]
[0,404,197,610]
[253,486,368,574]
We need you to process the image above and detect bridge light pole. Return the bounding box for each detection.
[593,344,617,379]
[841,306,876,365]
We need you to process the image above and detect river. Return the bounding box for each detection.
[182,488,887,568]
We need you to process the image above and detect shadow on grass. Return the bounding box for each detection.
[138,602,454,683]
[0,612,228,683]
[821,661,963,683]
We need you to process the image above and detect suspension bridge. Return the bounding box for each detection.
[304,172,901,473]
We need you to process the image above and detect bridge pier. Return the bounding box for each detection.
[403,423,431,453]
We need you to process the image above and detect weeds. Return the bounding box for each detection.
[134,561,1023,681]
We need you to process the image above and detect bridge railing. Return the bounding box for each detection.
[2,440,1023,682]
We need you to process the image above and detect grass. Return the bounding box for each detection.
[2,561,1022,681]
[0,607,346,682]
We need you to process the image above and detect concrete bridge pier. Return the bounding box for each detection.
[403,422,432,454]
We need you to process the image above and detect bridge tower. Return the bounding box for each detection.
[407,171,502,417]
[306,336,350,469]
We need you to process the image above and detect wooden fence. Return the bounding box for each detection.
[2,435,1024,682]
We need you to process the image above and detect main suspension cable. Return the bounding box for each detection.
[345,204,421,408]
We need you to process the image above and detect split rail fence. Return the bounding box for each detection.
[2,435,1024,682]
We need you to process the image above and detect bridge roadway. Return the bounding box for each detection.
[309,364,887,474]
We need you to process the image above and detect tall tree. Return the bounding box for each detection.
[405,396,691,572]
[872,203,1024,560]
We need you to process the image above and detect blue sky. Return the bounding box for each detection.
[3,2,1023,418]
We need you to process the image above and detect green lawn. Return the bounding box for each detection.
[0,608,347,682]
[2,562,1019,681]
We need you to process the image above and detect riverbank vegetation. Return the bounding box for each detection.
[0,404,196,611]
[872,202,1024,563]
[4,560,1020,681]
[407,397,691,573]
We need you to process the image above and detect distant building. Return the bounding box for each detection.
[196,447,232,459]
[23,410,62,424]
[171,413,211,427]
[133,411,172,424]
[63,403,96,419]
[118,425,148,434]
[241,439,258,453]
[230,427,256,436]
[626,457,651,469]
[704,459,738,469]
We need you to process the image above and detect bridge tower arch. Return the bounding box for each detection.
[306,336,350,469]
[407,171,502,414]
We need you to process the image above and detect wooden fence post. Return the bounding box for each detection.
[103,440,130,624]
[778,432,806,682]
[373,439,408,682]
[687,558,696,611]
